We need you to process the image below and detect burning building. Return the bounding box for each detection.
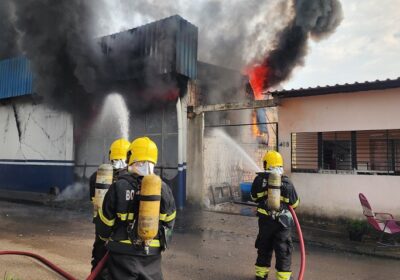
[0,57,75,194]
[0,0,346,211]
[0,15,198,208]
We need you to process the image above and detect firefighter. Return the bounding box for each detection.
[89,138,131,279]
[251,150,300,280]
[96,137,176,280]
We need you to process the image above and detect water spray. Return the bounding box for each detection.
[99,93,130,140]
[209,128,262,173]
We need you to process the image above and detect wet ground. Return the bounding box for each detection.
[1,201,400,280]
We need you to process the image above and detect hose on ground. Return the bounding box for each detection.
[0,250,109,280]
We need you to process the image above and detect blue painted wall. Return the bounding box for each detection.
[0,160,74,193]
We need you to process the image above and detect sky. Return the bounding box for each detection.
[284,0,400,89]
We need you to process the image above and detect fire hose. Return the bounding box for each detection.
[289,205,306,280]
[0,250,109,280]
[0,205,305,280]
[234,201,306,280]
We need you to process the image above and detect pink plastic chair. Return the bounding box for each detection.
[359,193,400,247]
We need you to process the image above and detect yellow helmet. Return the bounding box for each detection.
[262,150,283,170]
[127,137,158,165]
[109,138,131,161]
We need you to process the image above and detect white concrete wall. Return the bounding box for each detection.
[0,101,73,161]
[203,127,266,208]
[204,136,243,196]
[278,87,400,217]
[291,173,400,218]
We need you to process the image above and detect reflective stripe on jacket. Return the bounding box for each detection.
[95,173,176,256]
[250,173,299,218]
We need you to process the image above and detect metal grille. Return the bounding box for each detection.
[356,130,400,174]
[203,108,278,203]
[291,132,318,172]
[291,129,400,175]
[321,131,352,171]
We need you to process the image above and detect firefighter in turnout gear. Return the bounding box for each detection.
[89,138,131,279]
[251,150,299,280]
[96,137,176,280]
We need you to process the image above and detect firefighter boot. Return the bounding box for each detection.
[276,271,292,280]
[255,265,269,280]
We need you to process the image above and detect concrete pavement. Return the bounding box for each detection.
[1,200,400,279]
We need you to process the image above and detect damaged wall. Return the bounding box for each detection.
[191,61,278,207]
[0,99,74,193]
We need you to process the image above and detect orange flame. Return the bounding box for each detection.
[247,64,268,100]
[246,64,270,143]
[252,111,262,137]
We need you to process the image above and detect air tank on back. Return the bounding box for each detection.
[267,171,282,211]
[138,174,162,254]
[93,164,113,217]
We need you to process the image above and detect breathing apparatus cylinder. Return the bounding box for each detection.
[138,174,162,253]
[267,171,282,212]
[93,164,113,217]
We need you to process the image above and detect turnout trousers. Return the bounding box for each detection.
[108,252,163,280]
[91,235,109,280]
[255,217,293,273]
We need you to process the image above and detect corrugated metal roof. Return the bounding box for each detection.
[0,56,33,100]
[270,77,400,99]
[99,15,198,80]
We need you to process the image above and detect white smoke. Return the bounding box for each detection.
[56,182,87,201]
[91,0,293,69]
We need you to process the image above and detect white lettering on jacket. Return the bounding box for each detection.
[126,190,135,201]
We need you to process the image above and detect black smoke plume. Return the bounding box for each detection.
[263,0,343,88]
[0,1,19,59]
[12,0,100,118]
[2,1,185,118]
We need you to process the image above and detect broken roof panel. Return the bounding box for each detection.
[99,15,198,81]
[0,56,34,100]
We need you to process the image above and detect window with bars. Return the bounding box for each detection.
[291,129,400,175]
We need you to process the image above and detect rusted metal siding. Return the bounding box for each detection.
[175,16,198,79]
[99,15,198,80]
[0,56,33,100]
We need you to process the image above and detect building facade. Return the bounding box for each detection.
[0,16,197,206]
[0,57,74,193]
[273,79,400,217]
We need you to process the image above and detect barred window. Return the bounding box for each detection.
[291,129,400,175]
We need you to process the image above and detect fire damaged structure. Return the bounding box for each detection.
[0,15,198,208]
[0,14,273,209]
[0,57,74,193]
[76,15,198,209]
